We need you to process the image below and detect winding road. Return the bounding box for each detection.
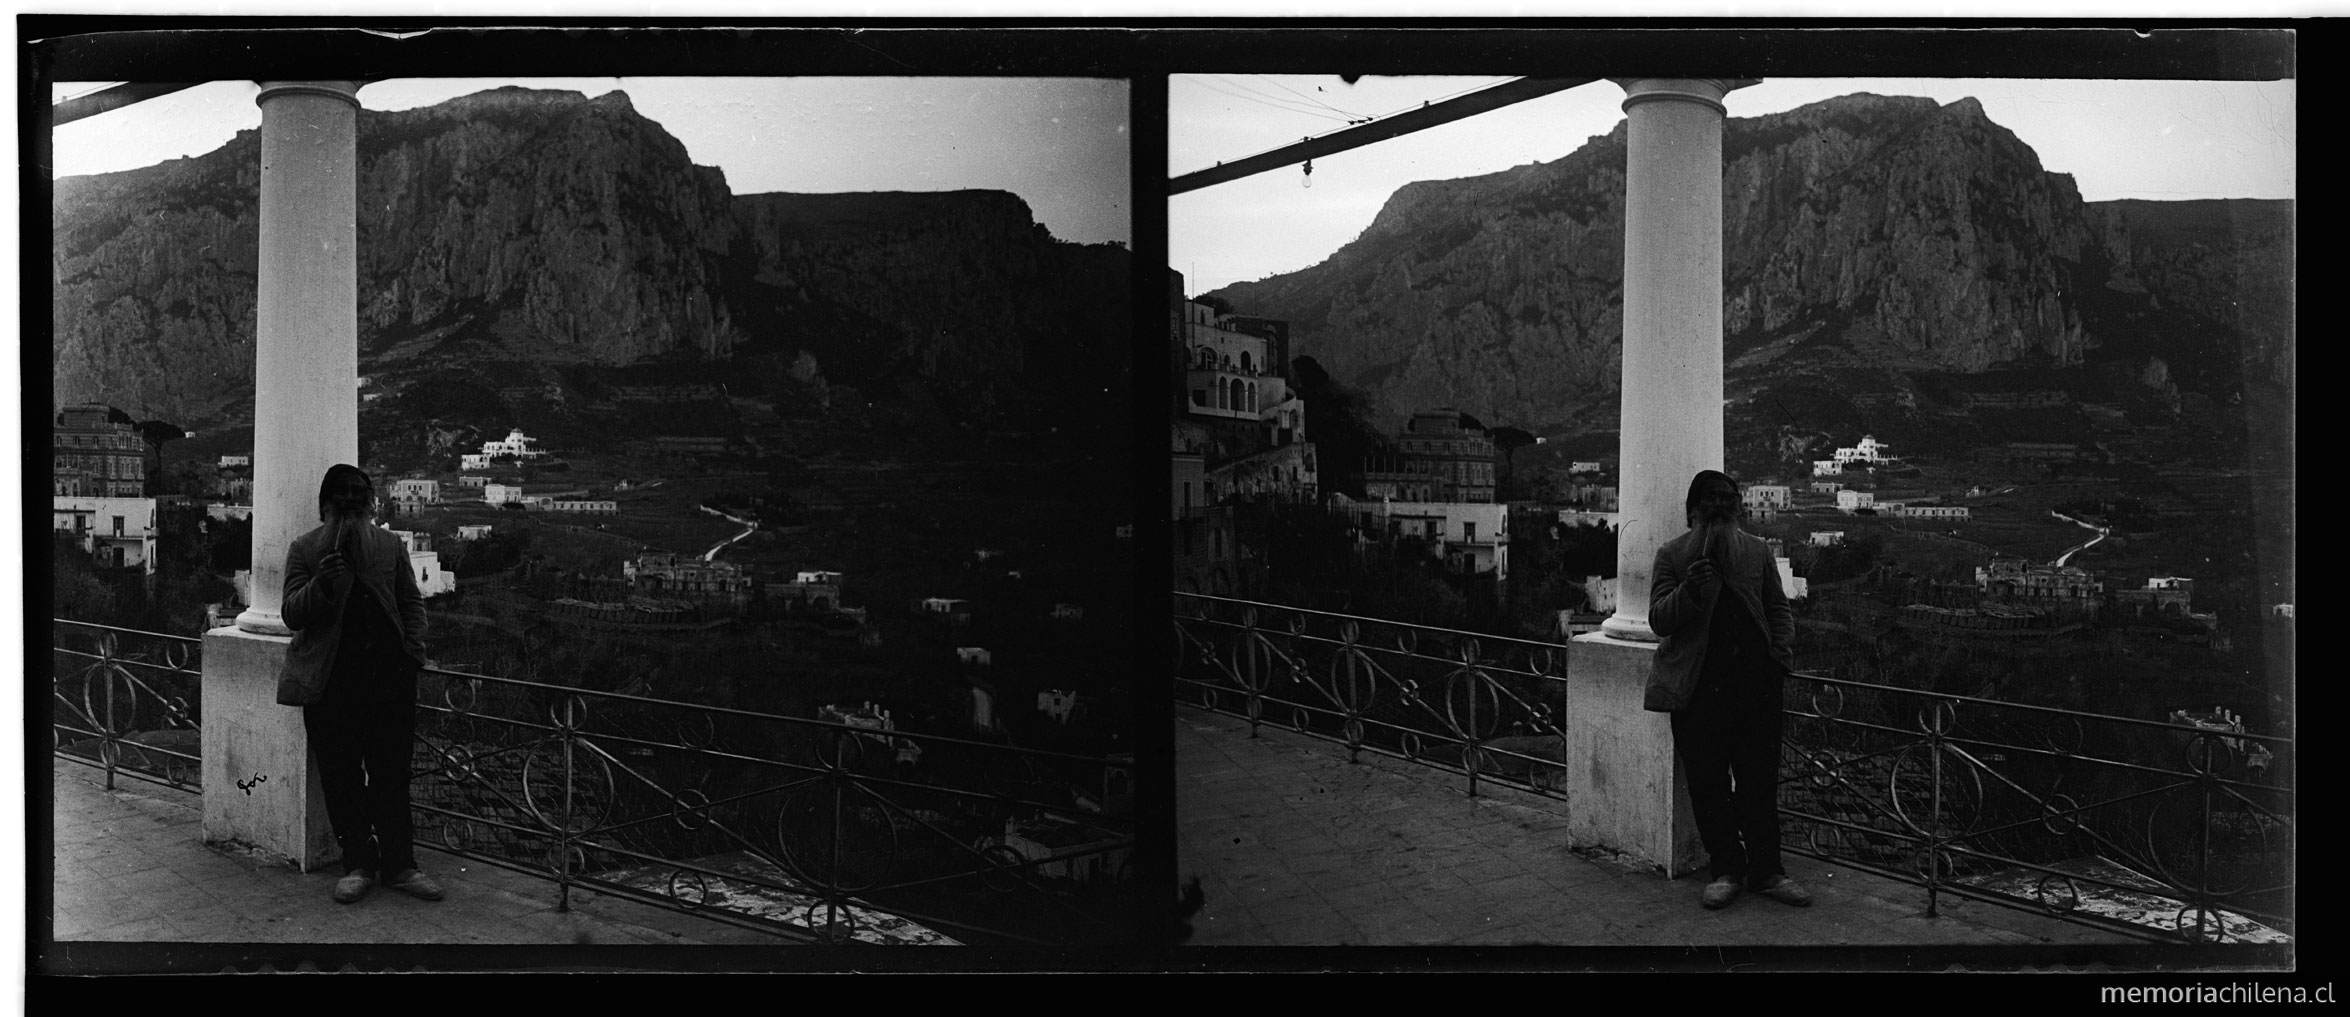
[2049,510,2112,567]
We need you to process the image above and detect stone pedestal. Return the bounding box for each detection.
[1564,633,1704,876]
[201,626,339,871]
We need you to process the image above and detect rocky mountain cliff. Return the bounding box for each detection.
[1209,93,2292,434]
[52,86,1128,429]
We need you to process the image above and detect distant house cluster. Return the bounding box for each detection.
[1815,434,1899,476]
[460,428,547,471]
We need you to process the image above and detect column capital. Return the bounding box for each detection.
[1610,78,1761,116]
[255,81,364,109]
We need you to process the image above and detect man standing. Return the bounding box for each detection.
[277,464,444,904]
[1645,469,1809,910]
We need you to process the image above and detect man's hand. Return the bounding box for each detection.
[316,549,353,585]
[1686,556,1722,595]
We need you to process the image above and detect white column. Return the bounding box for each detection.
[235,80,362,635]
[1600,78,1756,643]
[206,80,362,871]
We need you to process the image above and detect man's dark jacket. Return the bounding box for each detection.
[276,520,429,706]
[1643,525,1795,712]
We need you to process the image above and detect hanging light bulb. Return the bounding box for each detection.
[1302,158,1314,189]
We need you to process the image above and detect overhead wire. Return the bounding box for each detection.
[1191,77,1354,125]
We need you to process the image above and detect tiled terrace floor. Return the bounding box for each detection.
[45,762,787,967]
[1176,705,2147,950]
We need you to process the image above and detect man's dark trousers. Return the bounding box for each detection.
[1670,654,1786,885]
[304,699,418,876]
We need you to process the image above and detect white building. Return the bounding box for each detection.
[457,474,491,488]
[1895,504,1970,520]
[482,428,544,459]
[1812,460,1843,476]
[218,454,250,468]
[955,647,992,667]
[483,482,523,506]
[1836,490,1876,513]
[1336,495,1511,581]
[390,529,457,597]
[797,570,844,585]
[1775,556,1807,601]
[1051,602,1084,621]
[1037,690,1079,724]
[53,496,159,576]
[1744,485,1791,512]
[389,478,440,506]
[1809,530,1846,547]
[460,454,493,471]
[207,503,255,524]
[920,597,969,614]
[457,524,494,541]
[1832,434,1899,465]
[545,500,617,514]
[1568,461,1604,475]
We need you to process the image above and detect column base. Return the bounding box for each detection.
[1565,633,1705,877]
[201,626,339,872]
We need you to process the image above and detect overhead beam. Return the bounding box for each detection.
[1169,77,1598,196]
[50,82,204,126]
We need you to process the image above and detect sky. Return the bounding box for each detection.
[1170,75,2296,296]
[49,77,1132,247]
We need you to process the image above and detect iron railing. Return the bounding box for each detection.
[1173,593,2293,945]
[1172,593,1572,800]
[48,619,1137,947]
[406,664,1139,947]
[51,619,204,793]
[1780,671,2292,944]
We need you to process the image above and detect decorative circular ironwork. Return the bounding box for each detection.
[2182,732,2231,776]
[812,900,860,942]
[1888,743,1984,841]
[444,743,481,783]
[1196,686,1221,711]
[1811,684,1845,720]
[1456,637,1482,664]
[548,694,592,732]
[2041,794,2084,837]
[546,844,590,876]
[157,640,194,674]
[1527,647,1560,679]
[668,868,710,908]
[2038,717,2084,758]
[1401,732,1424,760]
[162,696,196,729]
[1283,612,1309,636]
[774,786,900,895]
[1392,628,1418,656]
[671,788,714,831]
[81,669,140,739]
[2141,799,2256,898]
[1341,718,1366,746]
[97,739,122,770]
[2173,905,2232,944]
[443,679,479,715]
[1328,646,1380,714]
[2032,874,2082,914]
[1445,668,1503,743]
[1916,699,1958,736]
[674,712,716,751]
[1243,696,1262,723]
[1289,706,1309,733]
[1910,848,1959,882]
[520,742,617,835]
[814,729,865,772]
[980,843,1026,894]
